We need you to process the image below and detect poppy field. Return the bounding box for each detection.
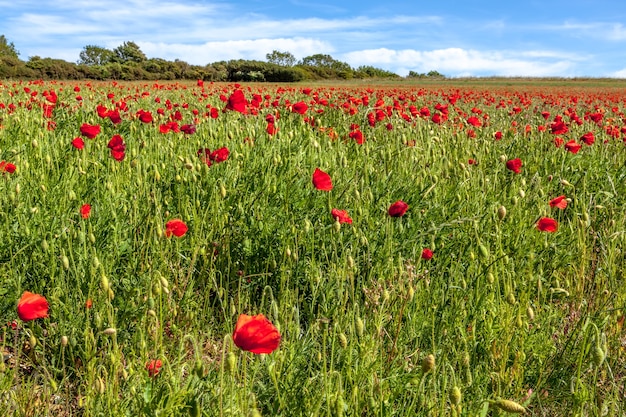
[1,78,626,416]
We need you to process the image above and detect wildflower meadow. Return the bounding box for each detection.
[0,78,625,416]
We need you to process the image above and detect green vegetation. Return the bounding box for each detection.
[0,37,408,82]
[0,79,625,416]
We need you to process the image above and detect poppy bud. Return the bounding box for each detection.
[31,139,39,148]
[29,333,37,348]
[497,205,506,220]
[491,399,526,414]
[355,317,364,339]
[449,386,462,405]
[478,244,489,260]
[154,169,161,182]
[61,335,69,347]
[333,220,341,232]
[226,351,237,374]
[61,255,70,270]
[422,354,435,373]
[506,293,516,305]
[15,183,20,194]
[102,328,116,335]
[519,189,525,198]
[592,343,605,367]
[487,272,495,284]
[42,239,49,252]
[220,184,227,199]
[100,274,109,292]
[338,332,348,349]
[526,306,535,321]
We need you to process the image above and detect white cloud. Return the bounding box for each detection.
[610,68,626,78]
[341,48,575,77]
[139,38,334,64]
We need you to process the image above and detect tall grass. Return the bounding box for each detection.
[0,80,624,416]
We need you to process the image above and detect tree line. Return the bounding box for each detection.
[0,36,431,82]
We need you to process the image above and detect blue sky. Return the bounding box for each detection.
[2,0,626,77]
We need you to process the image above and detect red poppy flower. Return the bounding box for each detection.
[388,200,409,217]
[549,195,567,210]
[580,132,595,145]
[17,291,49,321]
[80,204,91,219]
[421,248,433,260]
[85,298,93,309]
[137,109,153,123]
[145,359,162,377]
[107,134,126,161]
[292,101,308,115]
[349,129,364,144]
[564,140,582,154]
[506,158,522,174]
[232,313,281,354]
[71,137,85,150]
[210,147,229,163]
[225,90,248,114]
[80,123,101,139]
[494,131,503,140]
[266,122,278,135]
[180,124,196,135]
[165,219,188,237]
[550,120,568,135]
[312,168,333,191]
[331,208,353,224]
[0,161,16,174]
[537,217,558,232]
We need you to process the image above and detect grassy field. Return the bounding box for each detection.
[0,78,625,416]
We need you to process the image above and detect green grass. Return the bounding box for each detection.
[0,79,625,416]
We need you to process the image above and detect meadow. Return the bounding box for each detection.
[0,78,625,416]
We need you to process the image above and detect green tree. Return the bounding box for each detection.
[78,45,115,66]
[0,35,19,59]
[266,50,296,67]
[113,41,147,63]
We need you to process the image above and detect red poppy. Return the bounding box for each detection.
[388,200,409,217]
[292,101,308,115]
[107,134,126,161]
[165,219,188,238]
[232,313,281,354]
[506,158,522,174]
[421,248,433,260]
[225,90,248,114]
[85,298,93,309]
[494,131,503,140]
[17,291,49,321]
[564,140,582,154]
[349,129,364,144]
[537,217,558,232]
[180,124,196,135]
[0,161,16,174]
[210,147,229,163]
[580,132,595,145]
[331,208,353,224]
[80,204,91,219]
[312,168,333,191]
[145,359,163,377]
[550,120,568,135]
[137,109,153,123]
[80,123,101,139]
[549,195,568,210]
[71,137,85,150]
[266,122,278,135]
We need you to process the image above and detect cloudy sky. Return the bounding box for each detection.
[2,0,626,77]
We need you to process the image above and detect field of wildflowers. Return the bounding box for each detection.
[0,79,625,416]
